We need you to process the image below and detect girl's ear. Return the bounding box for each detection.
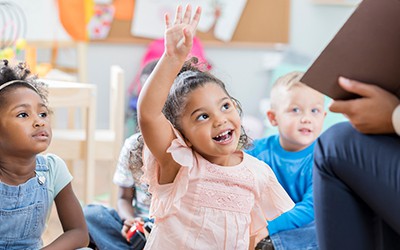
[267,110,278,126]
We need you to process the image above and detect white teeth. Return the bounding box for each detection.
[213,130,232,142]
[216,130,230,138]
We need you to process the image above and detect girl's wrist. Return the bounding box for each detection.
[162,53,186,64]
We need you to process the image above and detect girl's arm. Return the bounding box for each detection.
[137,5,201,184]
[42,183,89,250]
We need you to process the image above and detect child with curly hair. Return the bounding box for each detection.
[137,5,294,249]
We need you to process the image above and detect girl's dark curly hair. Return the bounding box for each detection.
[0,59,48,107]
[162,57,251,149]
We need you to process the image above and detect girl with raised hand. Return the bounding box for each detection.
[137,5,294,249]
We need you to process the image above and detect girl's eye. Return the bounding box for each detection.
[311,108,320,114]
[196,113,209,121]
[39,112,48,118]
[291,107,300,113]
[222,103,230,111]
[17,112,28,118]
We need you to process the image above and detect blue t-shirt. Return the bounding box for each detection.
[245,134,314,235]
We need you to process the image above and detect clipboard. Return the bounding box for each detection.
[301,0,400,100]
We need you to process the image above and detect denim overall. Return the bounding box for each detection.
[0,155,49,250]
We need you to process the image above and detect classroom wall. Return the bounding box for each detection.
[290,0,355,58]
[85,0,356,132]
[18,0,357,134]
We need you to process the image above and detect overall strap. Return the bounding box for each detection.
[35,154,49,172]
[35,155,49,186]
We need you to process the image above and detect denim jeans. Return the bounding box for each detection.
[84,204,137,250]
[270,221,318,250]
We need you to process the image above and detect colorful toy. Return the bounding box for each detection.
[126,221,145,242]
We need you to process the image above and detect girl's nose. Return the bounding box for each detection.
[33,118,45,128]
[214,116,227,127]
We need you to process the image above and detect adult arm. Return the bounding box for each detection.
[329,77,400,134]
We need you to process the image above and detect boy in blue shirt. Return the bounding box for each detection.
[247,71,326,250]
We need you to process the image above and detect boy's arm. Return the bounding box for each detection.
[117,186,136,222]
[246,138,315,234]
[117,186,143,240]
[114,134,138,221]
[137,5,201,184]
[113,136,143,239]
[267,182,314,235]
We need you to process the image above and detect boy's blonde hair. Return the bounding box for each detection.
[270,71,305,109]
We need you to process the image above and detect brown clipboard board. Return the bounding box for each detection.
[301,0,400,100]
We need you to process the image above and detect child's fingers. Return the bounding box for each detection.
[123,219,135,227]
[182,4,192,24]
[182,6,201,47]
[165,13,171,29]
[173,5,183,25]
[190,6,202,31]
[181,28,193,47]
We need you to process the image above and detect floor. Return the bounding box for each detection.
[42,160,115,246]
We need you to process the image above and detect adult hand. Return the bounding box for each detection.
[329,77,400,134]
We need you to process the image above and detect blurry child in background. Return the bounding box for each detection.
[84,133,149,250]
[0,60,88,249]
[127,60,159,133]
[84,59,158,250]
[137,5,294,249]
[246,72,326,250]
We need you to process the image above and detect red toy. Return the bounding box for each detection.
[126,221,145,242]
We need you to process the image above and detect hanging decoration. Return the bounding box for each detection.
[0,1,27,60]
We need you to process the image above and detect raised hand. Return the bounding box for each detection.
[329,77,400,134]
[164,5,201,61]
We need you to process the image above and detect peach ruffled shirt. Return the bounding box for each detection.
[142,129,294,250]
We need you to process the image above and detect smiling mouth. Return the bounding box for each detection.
[213,130,233,142]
